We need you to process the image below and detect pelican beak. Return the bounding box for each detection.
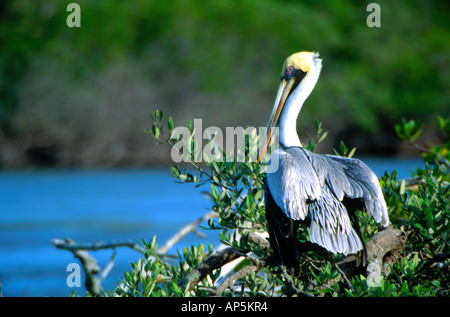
[257,77,296,161]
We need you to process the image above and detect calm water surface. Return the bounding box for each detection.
[0,158,422,296]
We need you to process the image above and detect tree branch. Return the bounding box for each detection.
[52,239,142,253]
[179,247,243,292]
[333,226,407,287]
[157,211,217,256]
[365,226,407,286]
[52,238,143,296]
[213,262,261,296]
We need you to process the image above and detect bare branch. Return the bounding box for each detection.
[280,264,314,297]
[100,250,117,281]
[157,211,218,256]
[407,141,450,170]
[52,238,143,296]
[365,226,407,286]
[52,239,142,253]
[334,263,353,291]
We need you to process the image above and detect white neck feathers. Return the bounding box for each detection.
[279,70,320,148]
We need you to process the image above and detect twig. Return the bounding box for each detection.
[280,265,314,297]
[157,211,218,256]
[100,250,117,281]
[334,263,353,291]
[408,141,450,170]
[52,239,142,253]
[420,252,450,271]
[213,263,261,296]
[404,176,450,191]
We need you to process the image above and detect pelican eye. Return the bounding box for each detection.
[282,65,297,80]
[286,66,295,76]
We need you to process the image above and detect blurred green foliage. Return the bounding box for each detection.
[0,0,448,162]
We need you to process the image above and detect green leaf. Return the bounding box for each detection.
[347,147,356,158]
[314,119,321,133]
[395,118,423,142]
[437,115,450,136]
[143,127,151,136]
[149,107,156,121]
[152,124,160,139]
[210,183,219,201]
[318,130,328,144]
[339,141,348,155]
[170,165,181,178]
[167,116,174,132]
[399,179,406,195]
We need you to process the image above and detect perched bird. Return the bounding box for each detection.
[258,52,389,275]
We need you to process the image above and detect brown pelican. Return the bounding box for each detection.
[258,52,389,275]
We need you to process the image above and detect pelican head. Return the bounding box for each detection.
[258,52,322,161]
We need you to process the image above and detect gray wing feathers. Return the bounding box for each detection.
[309,186,363,255]
[323,155,389,227]
[307,153,352,200]
[266,146,389,256]
[305,151,388,226]
[266,148,321,220]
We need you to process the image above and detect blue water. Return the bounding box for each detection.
[0,158,422,297]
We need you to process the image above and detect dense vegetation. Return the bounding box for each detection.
[108,110,448,297]
[0,0,448,167]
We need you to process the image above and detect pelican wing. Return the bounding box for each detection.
[298,149,388,225]
[305,150,389,254]
[308,185,364,254]
[265,146,389,256]
[266,147,321,220]
[320,154,389,227]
